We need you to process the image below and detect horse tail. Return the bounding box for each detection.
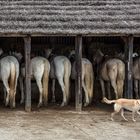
[117,62,125,98]
[9,62,16,108]
[85,63,94,104]
[89,65,94,104]
[103,97,116,104]
[42,59,50,106]
[64,59,71,103]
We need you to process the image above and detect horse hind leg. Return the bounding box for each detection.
[35,78,43,108]
[110,80,118,99]
[19,75,24,104]
[82,79,89,107]
[57,76,67,107]
[107,82,111,99]
[108,69,118,99]
[51,79,56,103]
[134,80,139,99]
[64,62,71,104]
[3,80,10,107]
[84,72,93,105]
[3,86,7,104]
[100,79,106,99]
[12,74,19,108]
[117,79,124,98]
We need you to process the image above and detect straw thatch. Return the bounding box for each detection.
[0,0,140,36]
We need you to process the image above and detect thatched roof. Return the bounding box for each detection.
[0,0,140,36]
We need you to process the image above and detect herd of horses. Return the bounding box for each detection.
[0,48,139,109]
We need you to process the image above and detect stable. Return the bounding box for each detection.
[0,0,139,111]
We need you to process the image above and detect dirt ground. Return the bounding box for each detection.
[0,103,140,140]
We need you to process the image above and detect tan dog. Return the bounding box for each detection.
[103,97,140,122]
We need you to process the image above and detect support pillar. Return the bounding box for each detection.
[124,35,133,98]
[75,35,82,111]
[24,36,31,112]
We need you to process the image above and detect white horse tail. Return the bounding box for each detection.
[116,61,125,98]
[89,65,94,104]
[64,59,71,103]
[43,59,50,106]
[85,64,94,104]
[9,62,16,108]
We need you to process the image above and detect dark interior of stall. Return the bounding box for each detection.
[0,36,139,107]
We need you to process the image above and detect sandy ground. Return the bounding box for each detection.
[0,103,140,140]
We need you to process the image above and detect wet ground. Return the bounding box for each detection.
[0,103,140,140]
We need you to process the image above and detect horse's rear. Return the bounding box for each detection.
[71,58,94,106]
[101,58,125,99]
[116,59,125,98]
[0,56,19,108]
[31,56,50,107]
[82,58,94,106]
[52,56,71,106]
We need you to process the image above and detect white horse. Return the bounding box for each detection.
[45,49,71,106]
[0,48,19,108]
[69,50,94,106]
[13,52,50,108]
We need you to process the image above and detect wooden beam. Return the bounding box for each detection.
[75,35,82,111]
[124,35,133,99]
[24,36,31,112]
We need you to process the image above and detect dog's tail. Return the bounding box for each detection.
[102,97,116,104]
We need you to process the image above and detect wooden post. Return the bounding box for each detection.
[75,35,82,111]
[124,35,133,98]
[24,36,31,112]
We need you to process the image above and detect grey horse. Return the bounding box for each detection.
[69,50,94,106]
[133,53,140,99]
[0,48,19,108]
[13,52,50,107]
[45,49,71,106]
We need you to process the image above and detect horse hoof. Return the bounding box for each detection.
[43,102,48,107]
[136,96,139,99]
[5,101,9,107]
[10,105,15,109]
[61,102,67,107]
[51,99,56,103]
[108,96,111,100]
[84,102,89,107]
[37,103,42,108]
[20,100,24,104]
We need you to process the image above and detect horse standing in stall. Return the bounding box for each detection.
[114,52,139,99]
[93,50,125,99]
[45,49,71,106]
[0,48,19,108]
[133,53,140,99]
[13,52,50,107]
[69,50,94,106]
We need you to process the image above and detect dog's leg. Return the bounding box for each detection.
[136,111,140,115]
[121,109,128,121]
[132,111,136,122]
[111,112,117,121]
[111,104,121,121]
